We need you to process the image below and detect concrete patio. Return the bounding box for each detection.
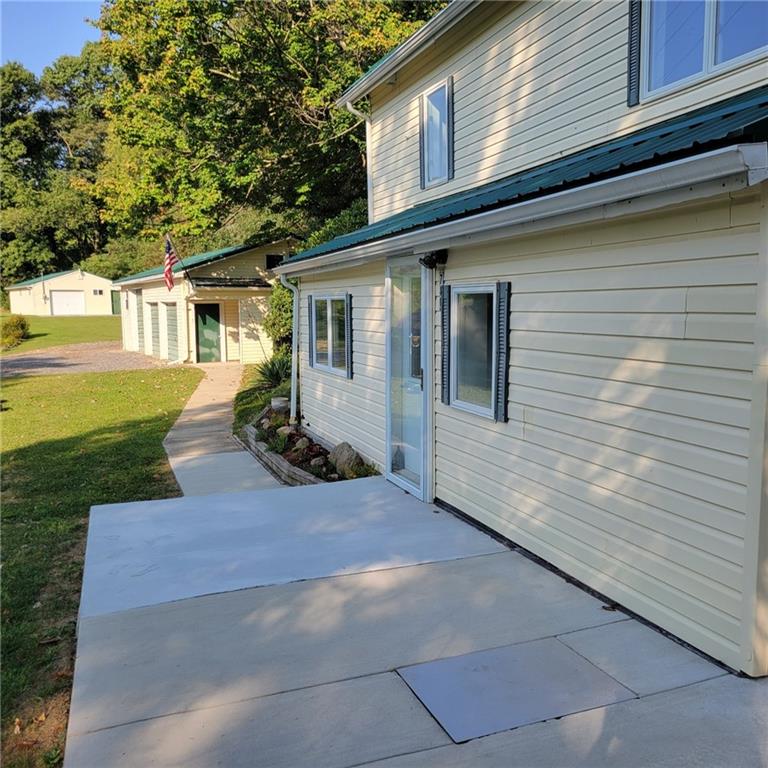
[65,478,768,768]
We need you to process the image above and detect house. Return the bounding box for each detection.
[7,269,120,316]
[274,0,768,677]
[115,239,293,364]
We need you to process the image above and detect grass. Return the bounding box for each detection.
[0,316,122,356]
[233,364,292,432]
[1,366,204,767]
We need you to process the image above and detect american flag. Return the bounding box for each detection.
[164,235,179,291]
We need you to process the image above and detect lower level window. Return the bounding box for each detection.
[312,296,347,374]
[451,286,495,416]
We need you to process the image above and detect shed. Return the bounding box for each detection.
[114,239,294,364]
[7,270,119,316]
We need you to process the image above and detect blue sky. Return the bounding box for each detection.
[1,1,101,76]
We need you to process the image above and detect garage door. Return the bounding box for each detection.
[50,290,85,315]
[136,290,144,351]
[149,303,160,357]
[165,303,178,361]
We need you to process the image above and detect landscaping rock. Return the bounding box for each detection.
[259,418,271,430]
[328,473,339,481]
[276,425,294,437]
[293,437,310,451]
[310,456,325,468]
[329,442,364,479]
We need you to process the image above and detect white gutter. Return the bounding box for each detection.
[280,274,300,425]
[337,0,479,106]
[275,143,768,277]
[344,102,374,224]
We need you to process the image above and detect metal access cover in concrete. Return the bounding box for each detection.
[398,637,635,743]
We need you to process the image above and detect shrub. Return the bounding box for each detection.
[267,433,289,454]
[1,313,29,349]
[254,352,292,390]
[263,280,294,353]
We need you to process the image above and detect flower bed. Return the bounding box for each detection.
[239,406,377,485]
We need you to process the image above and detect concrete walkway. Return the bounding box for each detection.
[163,363,279,495]
[65,478,768,768]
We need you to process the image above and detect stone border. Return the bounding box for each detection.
[240,424,323,487]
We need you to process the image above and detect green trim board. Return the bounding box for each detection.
[114,243,260,284]
[114,236,299,285]
[287,85,768,265]
[7,270,78,289]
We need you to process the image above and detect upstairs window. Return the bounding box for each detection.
[420,77,454,188]
[643,0,768,96]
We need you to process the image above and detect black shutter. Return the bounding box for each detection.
[440,283,451,405]
[627,0,642,107]
[345,292,353,379]
[494,282,511,423]
[447,75,455,181]
[418,93,426,189]
[307,295,314,367]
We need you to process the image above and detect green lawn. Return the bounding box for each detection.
[1,367,204,767]
[1,316,122,356]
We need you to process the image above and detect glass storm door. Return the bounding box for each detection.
[387,263,425,497]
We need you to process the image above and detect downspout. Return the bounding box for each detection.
[344,101,374,224]
[280,274,299,425]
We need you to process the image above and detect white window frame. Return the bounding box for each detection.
[420,78,452,189]
[449,284,497,420]
[641,0,768,101]
[310,294,348,377]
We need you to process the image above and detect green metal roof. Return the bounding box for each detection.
[288,85,768,265]
[7,269,77,289]
[113,242,265,284]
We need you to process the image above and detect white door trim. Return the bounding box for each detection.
[384,256,433,501]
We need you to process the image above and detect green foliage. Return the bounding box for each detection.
[0,316,122,356]
[1,368,203,744]
[304,197,368,249]
[1,1,449,300]
[0,52,113,289]
[267,432,289,454]
[95,0,445,233]
[0,314,29,349]
[233,369,292,432]
[263,280,295,352]
[254,352,292,390]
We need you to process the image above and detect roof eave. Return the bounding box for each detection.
[274,144,768,276]
[336,0,480,106]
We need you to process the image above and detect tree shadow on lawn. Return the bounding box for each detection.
[1,415,186,765]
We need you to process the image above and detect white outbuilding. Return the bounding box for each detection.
[7,269,120,316]
[114,239,294,364]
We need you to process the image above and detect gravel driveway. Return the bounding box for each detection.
[1,342,168,378]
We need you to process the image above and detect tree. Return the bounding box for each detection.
[0,50,113,288]
[96,0,446,235]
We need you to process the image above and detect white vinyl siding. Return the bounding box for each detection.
[368,0,767,220]
[300,261,386,467]
[238,295,273,364]
[432,192,761,671]
[222,300,241,361]
[140,280,187,358]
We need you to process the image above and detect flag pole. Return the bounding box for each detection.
[165,232,191,282]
